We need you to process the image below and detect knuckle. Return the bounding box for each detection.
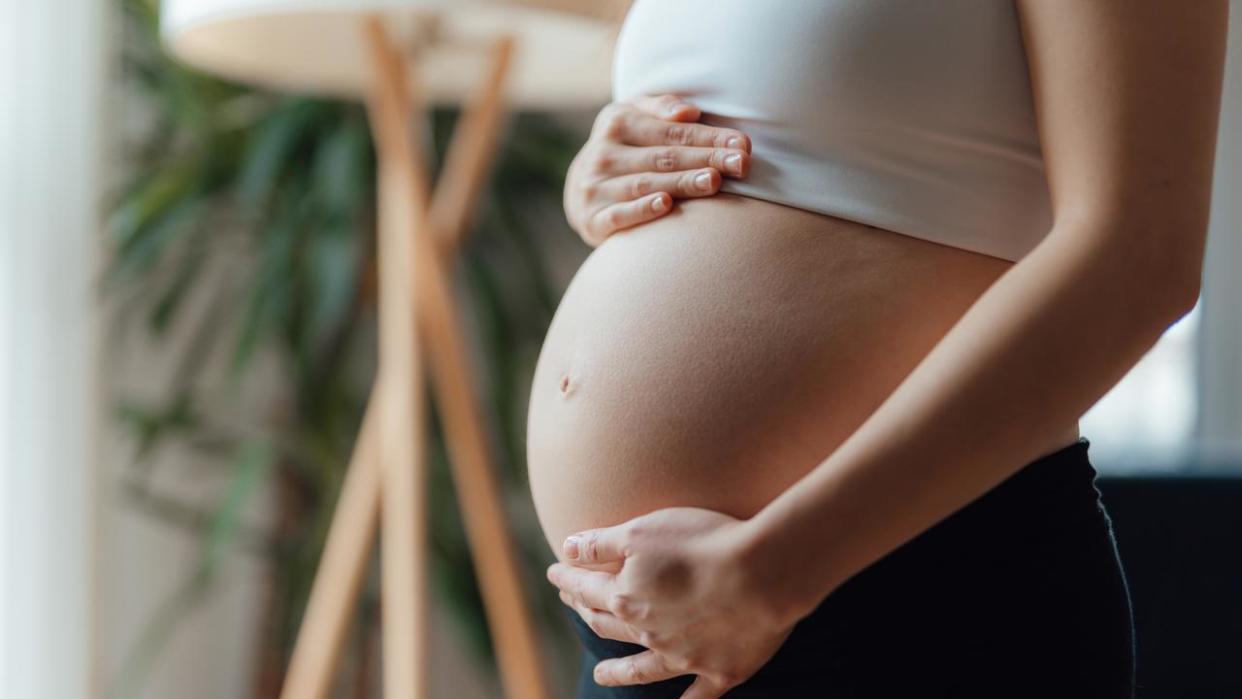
[658,93,681,110]
[629,175,653,198]
[623,656,645,683]
[589,105,611,133]
[593,104,625,139]
[582,611,603,635]
[668,654,693,673]
[630,655,650,685]
[664,123,694,146]
[585,530,602,560]
[651,148,677,171]
[638,93,677,116]
[580,181,600,203]
[591,150,614,175]
[667,651,693,672]
[635,603,654,622]
[619,526,642,555]
[607,592,633,617]
[584,215,609,243]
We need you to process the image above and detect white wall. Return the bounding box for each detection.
[0,0,108,697]
[1197,0,1242,462]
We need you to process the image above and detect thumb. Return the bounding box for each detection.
[563,525,630,564]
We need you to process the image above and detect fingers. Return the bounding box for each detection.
[679,675,728,699]
[595,106,751,151]
[567,95,753,246]
[632,93,701,122]
[591,169,722,203]
[594,651,687,687]
[547,562,620,612]
[582,192,671,243]
[560,590,643,643]
[596,146,750,178]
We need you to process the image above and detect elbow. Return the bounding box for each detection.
[1154,222,1207,322]
[1057,198,1209,329]
[1134,236,1205,327]
[1058,217,1202,330]
[1080,213,1207,326]
[1164,272,1202,323]
[1129,243,1203,329]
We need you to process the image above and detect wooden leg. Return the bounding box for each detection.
[430,36,515,253]
[279,402,381,699]
[281,20,549,699]
[366,25,552,699]
[364,17,433,699]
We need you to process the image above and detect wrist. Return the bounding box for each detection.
[732,510,837,629]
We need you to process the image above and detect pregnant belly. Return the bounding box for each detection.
[526,193,1063,559]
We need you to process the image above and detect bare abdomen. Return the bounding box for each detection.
[525,193,1038,558]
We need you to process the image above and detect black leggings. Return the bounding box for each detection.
[565,437,1136,698]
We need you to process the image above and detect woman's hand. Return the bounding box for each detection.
[545,507,811,698]
[564,94,752,247]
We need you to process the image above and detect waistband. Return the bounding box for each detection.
[563,436,1103,660]
[955,436,1100,519]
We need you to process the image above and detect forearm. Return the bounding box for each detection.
[743,217,1197,622]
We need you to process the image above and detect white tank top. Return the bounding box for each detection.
[611,0,1053,262]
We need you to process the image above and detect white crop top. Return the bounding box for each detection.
[611,0,1053,262]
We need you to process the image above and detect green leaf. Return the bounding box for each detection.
[105,165,201,266]
[148,245,206,334]
[235,99,322,208]
[311,113,371,216]
[205,440,274,570]
[305,227,359,350]
[114,393,196,462]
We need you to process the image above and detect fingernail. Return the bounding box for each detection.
[727,136,745,149]
[695,171,714,191]
[665,102,685,116]
[564,535,581,559]
[651,195,668,212]
[725,153,744,174]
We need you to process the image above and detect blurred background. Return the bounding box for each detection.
[1,1,1239,698]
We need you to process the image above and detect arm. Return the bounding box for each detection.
[740,0,1230,626]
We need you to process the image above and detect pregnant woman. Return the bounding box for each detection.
[527,1,1228,697]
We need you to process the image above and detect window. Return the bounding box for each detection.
[1082,302,1202,473]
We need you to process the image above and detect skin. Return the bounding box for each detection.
[541,1,1229,696]
[563,93,752,245]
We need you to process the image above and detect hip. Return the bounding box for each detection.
[566,436,1136,698]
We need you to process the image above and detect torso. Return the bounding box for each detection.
[526,195,1080,557]
[526,0,1079,558]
